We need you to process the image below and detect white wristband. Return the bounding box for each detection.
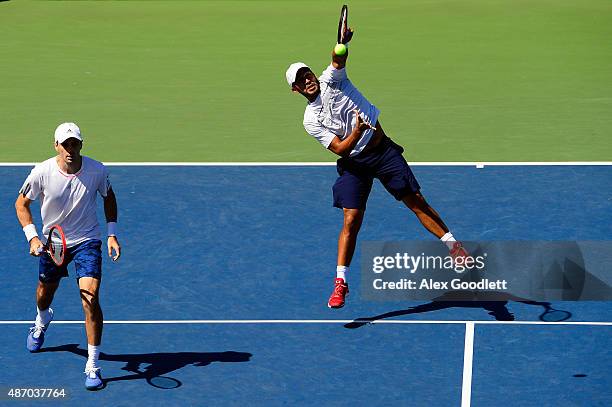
[107,222,117,237]
[23,224,39,242]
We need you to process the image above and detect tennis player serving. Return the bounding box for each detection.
[286,12,468,309]
[15,122,121,390]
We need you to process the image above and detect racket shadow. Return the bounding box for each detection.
[344,298,572,329]
[41,344,252,388]
[344,301,514,329]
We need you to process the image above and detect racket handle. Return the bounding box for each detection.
[36,247,44,255]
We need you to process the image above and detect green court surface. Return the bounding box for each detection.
[1,0,611,162]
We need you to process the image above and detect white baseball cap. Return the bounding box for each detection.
[54,122,83,144]
[285,62,310,87]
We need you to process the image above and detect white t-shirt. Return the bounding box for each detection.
[303,64,380,157]
[19,156,111,247]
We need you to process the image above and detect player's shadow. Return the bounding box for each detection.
[344,299,569,329]
[41,344,252,388]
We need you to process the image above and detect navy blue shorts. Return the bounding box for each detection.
[333,137,421,209]
[38,239,102,283]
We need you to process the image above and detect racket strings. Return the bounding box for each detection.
[49,231,64,263]
[338,5,348,44]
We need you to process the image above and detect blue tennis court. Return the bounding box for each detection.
[1,164,611,406]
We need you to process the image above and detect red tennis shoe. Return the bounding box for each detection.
[328,278,349,309]
[450,241,470,262]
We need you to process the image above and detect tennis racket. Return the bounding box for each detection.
[37,225,67,267]
[337,5,352,44]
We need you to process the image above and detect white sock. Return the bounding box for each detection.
[35,307,51,328]
[86,344,100,371]
[441,232,457,250]
[336,265,348,281]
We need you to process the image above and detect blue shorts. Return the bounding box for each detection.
[333,137,421,209]
[38,239,102,283]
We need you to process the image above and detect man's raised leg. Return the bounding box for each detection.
[402,192,468,258]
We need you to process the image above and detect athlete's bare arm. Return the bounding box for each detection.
[103,188,118,223]
[15,194,43,256]
[103,187,121,261]
[328,35,373,157]
[328,110,375,157]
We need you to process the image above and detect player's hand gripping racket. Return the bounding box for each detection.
[353,109,377,132]
[337,5,353,44]
[36,225,67,267]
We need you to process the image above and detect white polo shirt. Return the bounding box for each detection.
[303,64,380,157]
[19,156,111,247]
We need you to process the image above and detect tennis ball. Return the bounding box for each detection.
[334,43,347,56]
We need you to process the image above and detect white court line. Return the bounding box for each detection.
[462,322,475,407]
[0,319,610,325]
[2,318,607,406]
[1,162,611,167]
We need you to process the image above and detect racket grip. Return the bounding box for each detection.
[36,247,44,254]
